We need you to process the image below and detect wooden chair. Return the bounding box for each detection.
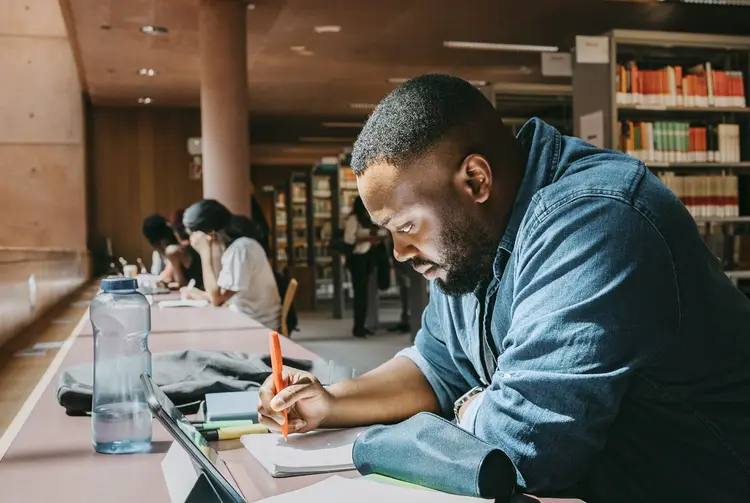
[280,278,298,337]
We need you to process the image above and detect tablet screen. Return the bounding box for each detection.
[142,374,244,501]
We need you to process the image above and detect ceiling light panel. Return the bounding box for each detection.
[443,40,558,53]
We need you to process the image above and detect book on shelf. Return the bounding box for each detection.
[619,120,741,164]
[616,62,746,109]
[658,173,739,219]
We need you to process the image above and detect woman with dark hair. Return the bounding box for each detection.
[343,196,387,338]
[181,199,281,330]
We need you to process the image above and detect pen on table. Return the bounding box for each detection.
[190,419,256,429]
[269,330,289,440]
[200,424,269,441]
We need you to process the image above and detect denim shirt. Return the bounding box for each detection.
[397,118,750,502]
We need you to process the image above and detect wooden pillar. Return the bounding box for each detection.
[198,0,250,215]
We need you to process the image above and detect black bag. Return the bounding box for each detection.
[373,243,391,290]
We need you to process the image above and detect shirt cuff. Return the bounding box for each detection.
[458,392,485,433]
[395,346,455,418]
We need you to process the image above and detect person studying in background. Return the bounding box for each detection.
[141,214,203,289]
[343,196,387,338]
[181,199,281,330]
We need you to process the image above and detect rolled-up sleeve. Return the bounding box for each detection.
[396,283,472,417]
[472,196,679,492]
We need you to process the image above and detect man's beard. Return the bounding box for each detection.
[409,210,498,296]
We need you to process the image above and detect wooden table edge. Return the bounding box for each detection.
[0,308,89,462]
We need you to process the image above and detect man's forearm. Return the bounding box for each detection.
[322,356,440,428]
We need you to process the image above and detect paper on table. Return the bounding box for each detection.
[158,299,209,309]
[254,475,488,503]
[240,428,365,477]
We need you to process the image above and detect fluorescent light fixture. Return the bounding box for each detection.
[300,137,356,143]
[443,40,558,53]
[349,103,376,110]
[388,77,489,86]
[140,25,169,36]
[315,25,341,33]
[290,45,306,51]
[298,50,315,56]
[137,97,152,104]
[137,68,157,77]
[322,121,364,128]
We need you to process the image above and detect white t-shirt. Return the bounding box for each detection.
[343,215,388,255]
[217,237,281,329]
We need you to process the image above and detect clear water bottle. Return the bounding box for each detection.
[90,277,152,454]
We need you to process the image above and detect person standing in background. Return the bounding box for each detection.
[343,196,386,338]
[386,235,412,333]
[181,199,281,330]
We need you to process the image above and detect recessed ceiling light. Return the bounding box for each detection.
[140,25,169,36]
[290,46,306,52]
[247,3,255,9]
[137,97,152,104]
[322,121,364,128]
[443,40,559,53]
[349,103,376,110]
[387,77,489,86]
[314,25,341,34]
[300,136,356,143]
[137,68,157,77]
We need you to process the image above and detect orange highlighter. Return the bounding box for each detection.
[269,331,289,439]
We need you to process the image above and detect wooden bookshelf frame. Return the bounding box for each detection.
[573,29,750,158]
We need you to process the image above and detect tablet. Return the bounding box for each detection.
[140,373,246,503]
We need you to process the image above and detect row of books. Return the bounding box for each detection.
[658,173,739,218]
[619,121,742,164]
[616,62,746,108]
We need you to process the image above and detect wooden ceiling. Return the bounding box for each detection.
[62,0,750,164]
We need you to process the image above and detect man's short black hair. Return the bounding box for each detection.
[351,74,499,175]
[142,214,176,246]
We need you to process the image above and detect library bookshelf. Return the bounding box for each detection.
[573,29,750,280]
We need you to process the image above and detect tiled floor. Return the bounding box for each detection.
[293,302,413,375]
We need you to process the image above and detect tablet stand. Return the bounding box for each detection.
[161,441,237,503]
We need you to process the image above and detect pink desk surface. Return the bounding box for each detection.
[79,298,266,336]
[0,304,582,503]
[0,323,313,503]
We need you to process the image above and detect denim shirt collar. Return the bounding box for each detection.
[494,118,562,279]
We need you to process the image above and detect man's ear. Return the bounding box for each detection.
[457,154,492,203]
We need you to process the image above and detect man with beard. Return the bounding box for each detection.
[257,75,750,502]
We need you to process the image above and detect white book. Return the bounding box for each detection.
[241,428,365,477]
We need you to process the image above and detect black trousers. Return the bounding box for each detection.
[348,252,372,331]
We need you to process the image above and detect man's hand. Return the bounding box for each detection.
[257,368,333,434]
[189,231,212,256]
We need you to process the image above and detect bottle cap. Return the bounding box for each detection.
[101,278,138,292]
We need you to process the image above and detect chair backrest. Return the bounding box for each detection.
[280,278,298,337]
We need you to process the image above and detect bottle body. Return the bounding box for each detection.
[90,281,152,454]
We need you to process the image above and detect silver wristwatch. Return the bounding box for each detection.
[454,386,485,422]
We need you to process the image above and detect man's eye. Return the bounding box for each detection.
[397,223,413,234]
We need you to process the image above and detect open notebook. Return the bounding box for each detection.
[240,428,365,477]
[253,475,488,502]
[158,299,209,309]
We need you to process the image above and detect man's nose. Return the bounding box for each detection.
[392,236,416,263]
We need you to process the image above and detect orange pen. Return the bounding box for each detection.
[269,331,289,439]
